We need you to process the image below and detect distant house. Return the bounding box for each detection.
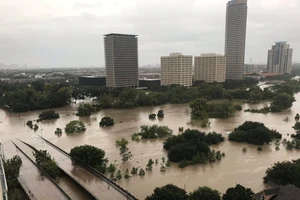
[252,181,300,200]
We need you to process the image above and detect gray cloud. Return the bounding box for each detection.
[0,0,299,67]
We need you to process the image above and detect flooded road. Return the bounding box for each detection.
[1,93,300,199]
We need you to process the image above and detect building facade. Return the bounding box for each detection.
[104,33,138,88]
[194,54,226,83]
[225,0,248,80]
[244,64,256,74]
[267,42,293,74]
[78,76,106,86]
[161,53,192,87]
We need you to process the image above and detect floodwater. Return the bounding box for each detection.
[1,92,300,199]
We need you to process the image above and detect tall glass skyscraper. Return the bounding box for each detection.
[225,0,248,80]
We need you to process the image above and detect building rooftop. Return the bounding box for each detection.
[198,53,224,57]
[103,33,138,37]
[79,76,105,78]
[252,184,300,200]
[228,0,247,6]
[275,41,288,44]
[161,53,192,57]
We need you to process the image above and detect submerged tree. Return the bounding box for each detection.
[65,120,86,133]
[70,145,108,173]
[38,110,60,120]
[157,110,164,118]
[149,114,156,120]
[99,117,114,127]
[33,150,60,179]
[115,138,132,161]
[76,103,96,117]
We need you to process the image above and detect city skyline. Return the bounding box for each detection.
[0,0,299,67]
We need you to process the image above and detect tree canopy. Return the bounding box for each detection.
[263,159,300,187]
[38,110,60,121]
[65,120,86,133]
[293,122,300,130]
[4,155,22,189]
[222,184,254,200]
[115,138,133,162]
[229,121,282,145]
[0,82,72,112]
[146,184,223,200]
[157,110,164,118]
[76,103,97,117]
[270,93,295,112]
[99,117,114,127]
[163,129,225,167]
[189,187,221,200]
[33,150,60,179]
[70,145,108,173]
[132,125,173,140]
[189,98,239,120]
[145,184,188,200]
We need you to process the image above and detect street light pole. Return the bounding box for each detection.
[41,128,43,147]
[181,180,186,190]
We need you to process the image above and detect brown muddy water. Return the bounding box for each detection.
[1,93,300,199]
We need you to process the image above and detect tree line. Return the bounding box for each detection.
[146,183,254,200]
[0,80,72,112]
[1,78,299,114]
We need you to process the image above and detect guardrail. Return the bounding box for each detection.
[18,140,98,200]
[12,141,72,200]
[38,136,139,200]
[0,141,8,200]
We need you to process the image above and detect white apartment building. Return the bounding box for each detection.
[161,53,192,87]
[194,54,226,83]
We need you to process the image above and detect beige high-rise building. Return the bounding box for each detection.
[161,53,192,87]
[225,0,248,80]
[194,54,226,83]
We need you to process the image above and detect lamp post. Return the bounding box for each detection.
[181,180,186,190]
[41,128,43,147]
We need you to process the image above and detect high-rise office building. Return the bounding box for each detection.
[161,53,192,87]
[194,54,226,83]
[267,42,293,74]
[225,0,248,80]
[104,33,138,88]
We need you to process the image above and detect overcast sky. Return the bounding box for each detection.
[0,0,299,67]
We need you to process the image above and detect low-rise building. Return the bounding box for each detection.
[139,79,161,88]
[78,76,106,86]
